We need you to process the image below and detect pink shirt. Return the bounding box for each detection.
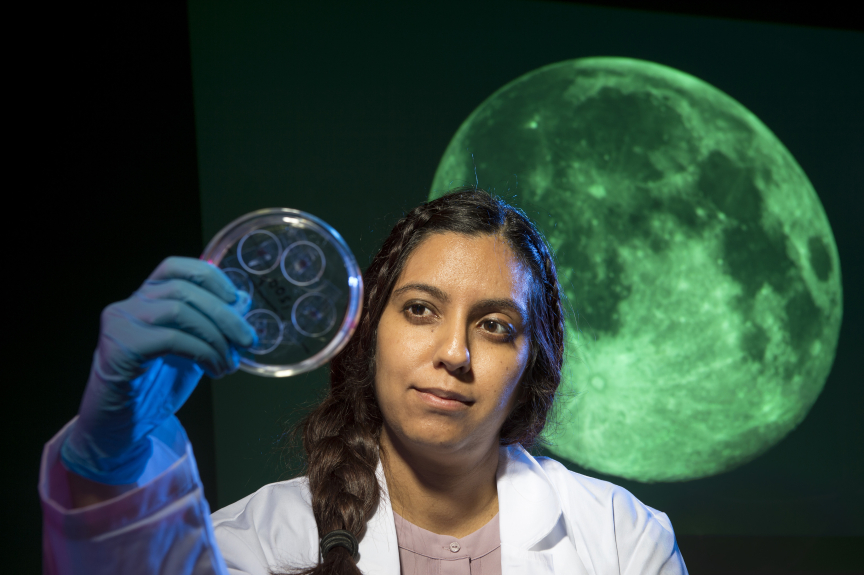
[394,511,502,575]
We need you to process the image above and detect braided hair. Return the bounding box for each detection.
[282,187,565,575]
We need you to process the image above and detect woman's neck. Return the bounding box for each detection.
[379,423,501,539]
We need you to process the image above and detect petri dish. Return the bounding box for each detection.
[201,208,363,377]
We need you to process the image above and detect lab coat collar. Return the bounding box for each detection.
[357,461,400,575]
[358,443,562,575]
[497,443,563,550]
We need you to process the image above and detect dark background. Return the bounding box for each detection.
[11,2,862,573]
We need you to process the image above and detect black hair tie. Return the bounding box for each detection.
[320,530,359,561]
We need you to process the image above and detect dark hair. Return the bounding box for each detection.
[285,187,565,575]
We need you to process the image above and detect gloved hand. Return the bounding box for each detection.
[61,257,258,485]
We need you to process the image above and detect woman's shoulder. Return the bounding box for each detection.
[528,452,686,573]
[504,445,627,505]
[212,476,312,526]
[211,476,319,572]
[532,454,624,501]
[527,451,677,536]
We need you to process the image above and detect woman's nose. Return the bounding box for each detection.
[433,320,471,374]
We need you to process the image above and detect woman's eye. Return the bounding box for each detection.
[407,304,430,317]
[482,319,511,336]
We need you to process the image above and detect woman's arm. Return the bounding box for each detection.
[66,469,137,508]
[42,257,257,575]
[41,416,231,575]
[610,486,688,575]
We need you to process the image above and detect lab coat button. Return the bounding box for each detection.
[449,541,460,553]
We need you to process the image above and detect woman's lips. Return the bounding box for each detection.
[412,387,473,411]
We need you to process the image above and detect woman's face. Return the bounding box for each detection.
[375,232,532,459]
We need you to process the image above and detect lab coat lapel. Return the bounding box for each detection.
[356,460,401,575]
[497,444,561,575]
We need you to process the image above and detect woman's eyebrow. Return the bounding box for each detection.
[473,298,526,321]
[392,283,450,303]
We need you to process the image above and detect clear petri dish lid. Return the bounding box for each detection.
[201,208,363,377]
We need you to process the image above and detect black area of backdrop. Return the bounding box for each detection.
[10,2,861,574]
[11,4,214,573]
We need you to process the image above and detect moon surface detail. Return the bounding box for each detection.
[430,58,842,482]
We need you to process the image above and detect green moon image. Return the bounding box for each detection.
[430,57,842,482]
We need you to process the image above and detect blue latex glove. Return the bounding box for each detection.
[61,257,258,485]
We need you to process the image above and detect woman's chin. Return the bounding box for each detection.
[384,421,493,462]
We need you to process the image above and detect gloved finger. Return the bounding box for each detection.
[101,308,234,377]
[147,256,238,304]
[124,295,235,361]
[136,278,257,348]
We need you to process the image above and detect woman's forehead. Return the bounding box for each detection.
[397,232,531,303]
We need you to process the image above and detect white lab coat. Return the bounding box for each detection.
[41,416,687,574]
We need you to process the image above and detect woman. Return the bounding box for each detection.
[40,188,687,574]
